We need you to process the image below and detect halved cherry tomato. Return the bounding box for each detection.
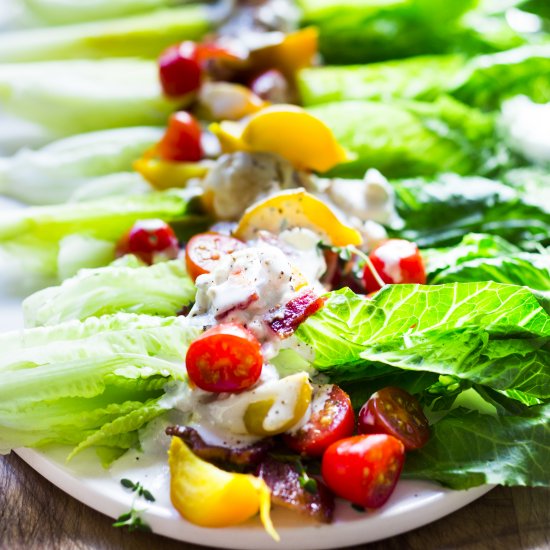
[358,386,430,451]
[158,42,203,98]
[156,111,203,162]
[362,238,426,293]
[321,434,405,509]
[159,41,244,98]
[283,384,355,457]
[115,219,179,265]
[185,232,246,281]
[185,323,263,393]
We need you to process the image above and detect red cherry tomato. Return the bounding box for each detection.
[185,323,263,393]
[322,434,405,509]
[159,41,244,98]
[185,232,246,281]
[158,42,203,98]
[362,238,426,293]
[283,384,355,457]
[358,386,430,451]
[156,111,203,162]
[193,42,244,65]
[116,219,179,265]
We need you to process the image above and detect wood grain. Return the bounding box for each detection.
[1,452,548,550]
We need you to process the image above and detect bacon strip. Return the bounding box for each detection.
[256,458,335,523]
[267,289,325,338]
[166,425,272,468]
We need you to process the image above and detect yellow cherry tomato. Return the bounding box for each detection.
[249,27,319,79]
[243,372,312,436]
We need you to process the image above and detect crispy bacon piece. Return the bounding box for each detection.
[256,458,335,523]
[267,289,325,338]
[166,425,272,468]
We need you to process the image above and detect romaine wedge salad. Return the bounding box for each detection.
[1,0,549,540]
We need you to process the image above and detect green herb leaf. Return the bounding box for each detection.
[120,479,135,490]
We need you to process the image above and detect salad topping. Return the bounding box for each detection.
[0,0,549,543]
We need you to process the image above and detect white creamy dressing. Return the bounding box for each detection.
[189,230,325,348]
[190,244,298,343]
[374,239,412,283]
[183,231,328,443]
[190,372,309,436]
[314,168,401,251]
[145,165,399,451]
[277,228,327,288]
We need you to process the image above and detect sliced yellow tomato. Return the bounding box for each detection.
[234,189,362,247]
[241,105,347,172]
[243,372,312,436]
[168,437,278,539]
[210,120,247,154]
[134,158,209,190]
[210,105,348,172]
[249,27,319,79]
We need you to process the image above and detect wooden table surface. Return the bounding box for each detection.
[1,452,548,550]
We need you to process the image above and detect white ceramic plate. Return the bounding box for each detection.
[0,196,493,549]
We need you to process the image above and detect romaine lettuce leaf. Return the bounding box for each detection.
[521,0,550,19]
[430,252,550,289]
[423,233,520,274]
[452,45,550,110]
[391,174,550,249]
[297,0,479,64]
[308,96,497,178]
[296,284,550,400]
[67,172,151,203]
[0,189,199,284]
[0,127,162,205]
[403,403,550,488]
[299,45,550,109]
[424,233,550,289]
[0,60,177,135]
[0,5,211,62]
[299,55,465,106]
[0,313,201,455]
[23,0,175,25]
[23,260,196,327]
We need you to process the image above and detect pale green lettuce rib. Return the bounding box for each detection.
[0,313,200,455]
[0,59,178,134]
[23,0,177,25]
[0,5,211,62]
[0,127,162,205]
[0,190,195,283]
[23,260,196,327]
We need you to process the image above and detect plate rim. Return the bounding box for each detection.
[16,446,494,549]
